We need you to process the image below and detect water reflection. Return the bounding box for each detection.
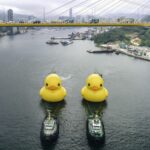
[40,101,66,150]
[82,100,107,116]
[40,101,66,117]
[40,140,57,150]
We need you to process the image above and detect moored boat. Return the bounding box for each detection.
[87,49,114,53]
[60,40,73,46]
[46,40,59,45]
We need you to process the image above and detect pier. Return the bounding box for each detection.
[118,48,150,61]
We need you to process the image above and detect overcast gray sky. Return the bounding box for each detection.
[0,0,149,17]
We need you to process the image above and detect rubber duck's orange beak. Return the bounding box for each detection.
[92,86,99,91]
[48,86,57,90]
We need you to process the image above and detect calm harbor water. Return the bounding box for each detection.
[0,28,150,150]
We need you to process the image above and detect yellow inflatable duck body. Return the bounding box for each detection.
[81,74,108,102]
[40,74,67,102]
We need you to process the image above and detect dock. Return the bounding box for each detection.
[118,48,150,61]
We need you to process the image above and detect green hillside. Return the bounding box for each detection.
[94,27,150,47]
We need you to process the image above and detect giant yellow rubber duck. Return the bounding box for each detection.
[81,74,108,102]
[40,74,67,102]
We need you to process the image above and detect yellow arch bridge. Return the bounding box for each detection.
[0,22,150,27]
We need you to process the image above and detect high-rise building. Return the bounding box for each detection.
[8,9,13,21]
[69,8,72,18]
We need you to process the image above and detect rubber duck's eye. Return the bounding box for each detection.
[88,83,90,86]
[58,83,60,86]
[100,84,103,87]
[46,83,48,86]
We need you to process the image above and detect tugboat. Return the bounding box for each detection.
[41,110,59,142]
[87,113,105,143]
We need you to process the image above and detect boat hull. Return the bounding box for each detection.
[87,50,114,53]
[46,42,59,45]
[86,118,105,144]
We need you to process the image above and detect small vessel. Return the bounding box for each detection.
[46,40,59,45]
[87,113,105,143]
[60,40,73,46]
[41,110,59,141]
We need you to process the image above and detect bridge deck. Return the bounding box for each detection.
[0,23,150,27]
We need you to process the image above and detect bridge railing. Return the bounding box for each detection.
[0,22,150,27]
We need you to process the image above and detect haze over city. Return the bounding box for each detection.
[0,0,150,18]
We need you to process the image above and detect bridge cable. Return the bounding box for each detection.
[75,0,104,16]
[46,0,77,15]
[55,0,90,17]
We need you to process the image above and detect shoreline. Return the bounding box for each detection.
[118,48,150,61]
[88,44,150,62]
